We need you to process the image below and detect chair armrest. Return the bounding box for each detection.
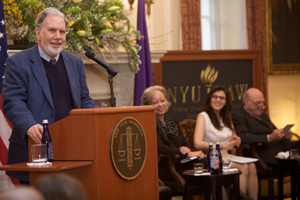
[237,143,269,175]
[250,143,270,175]
[159,178,165,186]
[235,144,251,156]
[158,154,186,193]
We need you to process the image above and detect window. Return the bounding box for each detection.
[201,0,248,50]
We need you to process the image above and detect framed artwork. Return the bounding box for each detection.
[153,50,262,122]
[266,0,300,74]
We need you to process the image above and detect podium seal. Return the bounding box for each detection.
[110,117,147,180]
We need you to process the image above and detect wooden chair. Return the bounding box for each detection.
[158,154,185,194]
[179,119,197,150]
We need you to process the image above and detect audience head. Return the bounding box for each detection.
[204,85,233,130]
[242,88,266,118]
[141,85,171,118]
[0,186,45,200]
[34,173,87,200]
[35,7,68,58]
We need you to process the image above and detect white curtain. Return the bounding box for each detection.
[201,0,248,50]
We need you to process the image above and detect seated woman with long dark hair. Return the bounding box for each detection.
[194,85,258,200]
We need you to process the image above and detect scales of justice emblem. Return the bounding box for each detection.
[110,117,147,180]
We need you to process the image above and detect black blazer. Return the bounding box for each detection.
[232,107,299,165]
[232,107,276,144]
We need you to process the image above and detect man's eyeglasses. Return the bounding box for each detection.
[248,99,266,109]
[212,95,226,100]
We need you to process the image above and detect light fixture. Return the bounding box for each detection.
[128,0,135,9]
[128,0,155,17]
[145,0,154,17]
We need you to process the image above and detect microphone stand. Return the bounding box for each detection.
[108,74,116,107]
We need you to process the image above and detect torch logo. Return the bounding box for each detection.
[200,64,218,93]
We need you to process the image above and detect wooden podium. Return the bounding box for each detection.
[0,106,159,200]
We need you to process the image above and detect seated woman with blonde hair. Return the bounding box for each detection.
[194,85,258,200]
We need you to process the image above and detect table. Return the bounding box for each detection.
[0,161,93,172]
[183,169,241,200]
[276,158,300,200]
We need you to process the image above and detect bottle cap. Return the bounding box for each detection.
[42,119,48,124]
[217,142,219,144]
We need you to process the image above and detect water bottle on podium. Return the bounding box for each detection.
[41,119,53,162]
[210,145,220,175]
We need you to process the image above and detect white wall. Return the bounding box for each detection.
[268,74,300,136]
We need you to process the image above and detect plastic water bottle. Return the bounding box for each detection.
[210,146,220,175]
[208,142,213,172]
[41,119,53,162]
[216,142,223,172]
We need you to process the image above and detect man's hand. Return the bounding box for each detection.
[283,130,293,140]
[27,124,43,144]
[269,129,284,141]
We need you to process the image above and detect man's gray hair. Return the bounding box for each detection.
[242,91,250,101]
[35,7,68,29]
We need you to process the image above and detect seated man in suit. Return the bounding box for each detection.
[232,88,299,165]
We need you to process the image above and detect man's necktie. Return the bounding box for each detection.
[50,58,56,65]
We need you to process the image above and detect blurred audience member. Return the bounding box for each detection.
[0,186,45,200]
[34,173,87,200]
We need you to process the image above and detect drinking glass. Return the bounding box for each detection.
[289,149,299,159]
[223,159,232,169]
[31,144,47,163]
[194,163,203,174]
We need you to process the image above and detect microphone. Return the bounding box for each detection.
[85,50,119,77]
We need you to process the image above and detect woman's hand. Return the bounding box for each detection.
[179,146,191,155]
[230,135,241,147]
[188,151,206,159]
[223,140,237,150]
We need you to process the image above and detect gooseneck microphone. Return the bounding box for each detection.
[85,50,119,77]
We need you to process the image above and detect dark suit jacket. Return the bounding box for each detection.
[232,107,276,144]
[232,107,299,165]
[2,45,99,181]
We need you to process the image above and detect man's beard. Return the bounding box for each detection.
[41,32,65,57]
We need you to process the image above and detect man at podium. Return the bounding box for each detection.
[2,7,99,184]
